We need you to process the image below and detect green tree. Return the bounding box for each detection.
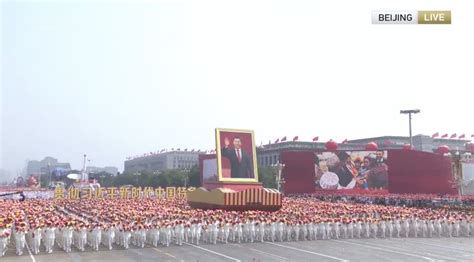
[163,169,185,187]
[113,173,135,186]
[187,165,201,187]
[156,173,170,187]
[148,174,161,187]
[137,171,153,187]
[258,166,277,188]
[91,171,114,187]
[39,175,49,188]
[108,167,204,188]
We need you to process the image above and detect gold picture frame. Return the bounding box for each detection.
[215,128,259,183]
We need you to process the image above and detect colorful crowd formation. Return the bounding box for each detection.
[308,191,474,208]
[0,194,472,257]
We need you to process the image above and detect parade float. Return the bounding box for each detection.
[187,128,282,211]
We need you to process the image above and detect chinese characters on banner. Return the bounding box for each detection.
[54,186,196,200]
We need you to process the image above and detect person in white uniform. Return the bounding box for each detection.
[14,228,26,256]
[0,230,9,257]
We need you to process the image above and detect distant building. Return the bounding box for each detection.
[27,157,71,175]
[347,135,469,153]
[86,166,119,176]
[256,134,471,167]
[124,150,200,173]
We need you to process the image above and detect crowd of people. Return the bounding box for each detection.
[307,191,474,208]
[0,188,53,200]
[0,195,473,257]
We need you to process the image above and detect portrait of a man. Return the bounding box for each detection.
[215,128,258,182]
[221,136,253,178]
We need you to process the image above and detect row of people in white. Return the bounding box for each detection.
[0,235,8,256]
[2,217,473,256]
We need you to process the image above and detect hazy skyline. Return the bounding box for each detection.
[1,0,473,176]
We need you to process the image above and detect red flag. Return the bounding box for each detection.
[281,136,287,142]
[441,134,448,138]
[274,138,280,143]
[459,134,465,139]
[431,132,439,138]
[384,140,392,145]
[342,139,348,144]
[293,136,299,141]
[450,133,457,139]
[312,136,319,142]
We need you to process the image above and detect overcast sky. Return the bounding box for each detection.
[1,0,473,175]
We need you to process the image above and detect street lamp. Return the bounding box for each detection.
[81,154,89,183]
[47,162,51,188]
[183,168,190,187]
[400,109,420,147]
[451,151,464,198]
[272,161,285,192]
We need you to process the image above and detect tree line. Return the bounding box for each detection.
[41,165,278,189]
[91,165,201,188]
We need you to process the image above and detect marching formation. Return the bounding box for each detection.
[308,191,474,208]
[0,196,473,257]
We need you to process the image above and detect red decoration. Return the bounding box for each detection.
[365,142,378,151]
[27,175,39,188]
[325,140,338,151]
[437,145,450,154]
[466,143,474,154]
[402,144,413,150]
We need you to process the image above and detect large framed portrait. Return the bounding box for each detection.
[215,128,259,182]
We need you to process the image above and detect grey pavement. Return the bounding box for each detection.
[1,238,473,262]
